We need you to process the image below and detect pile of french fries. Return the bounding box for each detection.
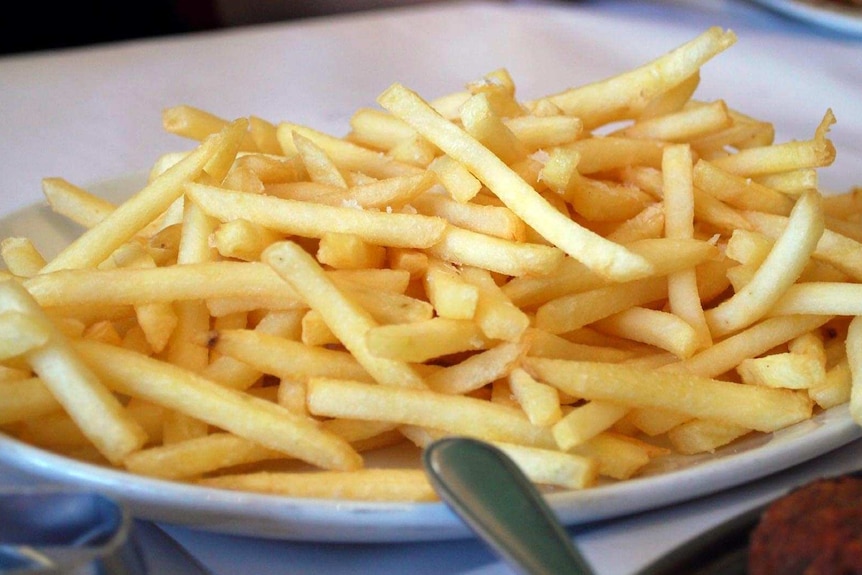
[2,26,861,502]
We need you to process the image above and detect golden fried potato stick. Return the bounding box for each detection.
[277,122,422,178]
[426,225,564,277]
[539,27,736,129]
[615,100,732,142]
[0,310,51,360]
[186,183,447,249]
[200,468,437,502]
[526,357,812,433]
[125,432,282,480]
[710,110,836,177]
[769,283,862,316]
[662,144,711,350]
[744,209,862,282]
[207,329,374,384]
[1,238,47,278]
[705,190,824,337]
[162,105,258,151]
[74,338,362,471]
[41,177,116,229]
[307,377,555,448]
[0,377,62,425]
[24,262,304,308]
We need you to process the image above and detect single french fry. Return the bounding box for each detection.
[74,338,362,471]
[526,329,635,363]
[427,154,482,203]
[41,177,116,229]
[592,307,700,359]
[705,190,824,337]
[693,159,795,215]
[552,400,630,450]
[25,262,304,309]
[427,225,564,277]
[1,238,47,277]
[768,283,862,316]
[709,111,836,177]
[535,276,668,335]
[365,317,491,363]
[124,432,282,480]
[755,169,818,198]
[317,232,387,270]
[462,266,530,343]
[187,183,447,249]
[0,311,51,360]
[570,432,657,481]
[292,130,349,188]
[615,100,732,142]
[667,419,750,455]
[306,377,555,448]
[411,193,526,241]
[460,92,529,165]
[0,377,62,424]
[737,352,826,390]
[662,144,711,350]
[423,259,478,320]
[276,122,422,179]
[540,27,736,129]
[526,356,813,433]
[207,329,373,384]
[638,71,700,120]
[492,441,598,489]
[810,359,852,410]
[508,367,562,426]
[425,340,528,395]
[162,105,257,151]
[504,115,582,150]
[348,107,416,150]
[200,468,436,502]
[212,219,283,261]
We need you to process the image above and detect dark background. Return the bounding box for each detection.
[0,0,445,55]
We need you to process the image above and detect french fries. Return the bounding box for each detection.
[2,27,861,503]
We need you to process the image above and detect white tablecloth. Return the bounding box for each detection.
[2,1,861,573]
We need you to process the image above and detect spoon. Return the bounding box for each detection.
[423,437,596,575]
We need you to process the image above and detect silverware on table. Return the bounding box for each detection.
[423,437,596,575]
[0,488,211,575]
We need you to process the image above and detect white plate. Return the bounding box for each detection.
[2,174,861,542]
[749,0,862,36]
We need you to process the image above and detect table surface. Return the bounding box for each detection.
[2,0,861,573]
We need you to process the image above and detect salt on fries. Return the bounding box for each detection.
[2,26,862,502]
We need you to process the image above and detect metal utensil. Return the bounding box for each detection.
[0,487,211,575]
[423,437,595,575]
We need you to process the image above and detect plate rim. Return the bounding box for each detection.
[748,0,862,36]
[1,174,861,542]
[1,405,859,542]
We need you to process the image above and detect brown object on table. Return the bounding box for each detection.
[748,475,862,575]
